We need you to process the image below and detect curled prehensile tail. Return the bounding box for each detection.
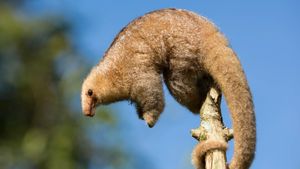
[192,140,228,169]
[201,46,256,169]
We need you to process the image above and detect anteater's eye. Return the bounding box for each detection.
[87,89,93,96]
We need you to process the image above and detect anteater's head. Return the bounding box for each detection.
[81,67,110,117]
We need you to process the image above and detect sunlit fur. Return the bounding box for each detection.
[81,8,256,169]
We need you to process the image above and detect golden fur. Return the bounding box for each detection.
[81,8,256,169]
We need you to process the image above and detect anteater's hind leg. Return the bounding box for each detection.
[164,68,213,113]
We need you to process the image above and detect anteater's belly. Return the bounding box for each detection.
[163,58,213,113]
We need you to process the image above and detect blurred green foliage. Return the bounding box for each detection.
[0,2,152,169]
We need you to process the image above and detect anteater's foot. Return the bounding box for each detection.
[143,111,160,128]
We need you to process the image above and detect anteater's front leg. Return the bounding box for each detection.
[130,69,164,127]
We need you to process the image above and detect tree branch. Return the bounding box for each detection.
[191,87,233,169]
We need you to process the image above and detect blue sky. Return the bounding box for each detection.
[26,0,300,168]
